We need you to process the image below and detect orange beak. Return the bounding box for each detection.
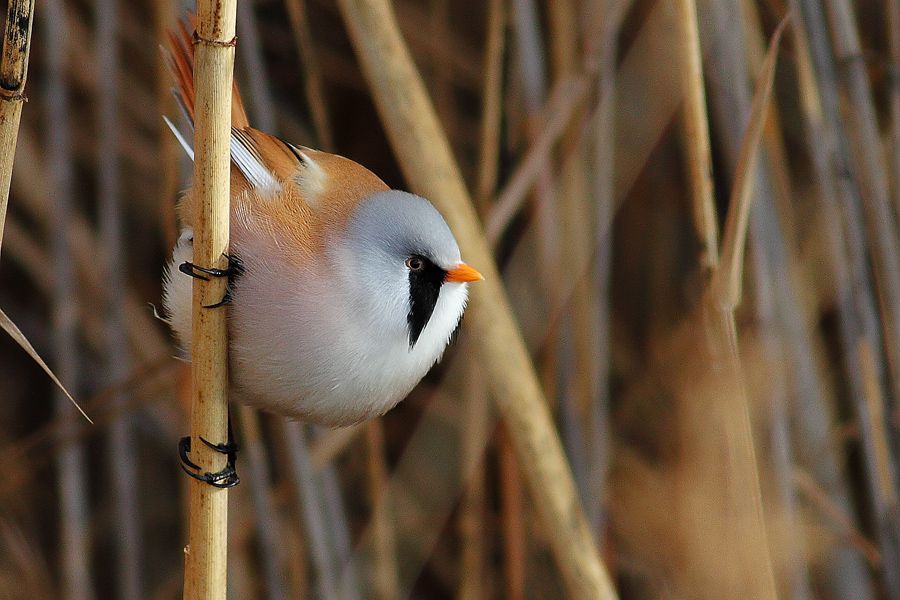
[445,262,484,283]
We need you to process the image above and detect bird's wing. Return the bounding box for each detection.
[163,14,389,246]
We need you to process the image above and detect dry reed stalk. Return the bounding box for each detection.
[788,22,876,597]
[334,0,617,596]
[792,469,882,568]
[674,0,718,274]
[822,0,900,402]
[95,0,141,596]
[279,422,340,600]
[510,0,562,407]
[548,0,602,529]
[711,16,787,317]
[237,0,275,133]
[364,421,399,600]
[0,0,32,254]
[890,0,900,223]
[237,407,288,600]
[308,424,364,468]
[283,0,334,150]
[474,0,505,215]
[319,457,361,600]
[458,4,504,592]
[182,0,237,598]
[858,339,900,534]
[457,362,490,600]
[428,0,456,142]
[486,74,588,244]
[0,0,87,421]
[42,0,95,597]
[792,0,900,589]
[9,126,168,359]
[583,0,630,538]
[498,426,526,600]
[691,9,790,597]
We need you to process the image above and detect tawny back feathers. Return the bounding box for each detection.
[164,18,389,258]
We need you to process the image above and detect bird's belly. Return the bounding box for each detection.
[227,262,427,426]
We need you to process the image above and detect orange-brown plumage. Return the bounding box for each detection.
[166,19,388,264]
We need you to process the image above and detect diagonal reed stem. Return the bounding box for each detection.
[335,0,617,597]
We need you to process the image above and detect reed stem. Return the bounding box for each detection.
[183,1,237,598]
[335,0,617,596]
[0,0,33,256]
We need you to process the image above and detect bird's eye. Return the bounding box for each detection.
[406,256,425,272]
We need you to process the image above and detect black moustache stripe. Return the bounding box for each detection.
[407,257,445,348]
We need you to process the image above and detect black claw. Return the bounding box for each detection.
[180,254,244,309]
[178,436,201,470]
[178,418,240,488]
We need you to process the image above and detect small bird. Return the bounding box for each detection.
[162,23,482,428]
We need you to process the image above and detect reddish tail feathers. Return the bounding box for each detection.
[165,18,249,129]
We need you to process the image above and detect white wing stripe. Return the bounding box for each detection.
[231,129,282,195]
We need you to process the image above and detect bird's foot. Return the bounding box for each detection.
[178,423,240,488]
[179,254,244,308]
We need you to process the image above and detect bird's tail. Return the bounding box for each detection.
[164,17,249,129]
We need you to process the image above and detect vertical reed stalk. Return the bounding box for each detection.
[335,1,617,596]
[96,0,140,597]
[675,0,717,273]
[183,1,237,598]
[365,421,399,600]
[0,0,33,256]
[789,18,875,597]
[822,0,900,397]
[43,0,94,597]
[283,0,334,150]
[499,426,526,600]
[792,0,900,589]
[279,422,340,600]
[457,363,490,600]
[237,407,287,600]
[889,0,900,222]
[474,0,505,215]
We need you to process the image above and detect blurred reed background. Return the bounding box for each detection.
[0,0,897,598]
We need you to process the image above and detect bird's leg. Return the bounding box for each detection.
[178,414,240,488]
[179,253,244,308]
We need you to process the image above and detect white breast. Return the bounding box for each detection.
[162,229,468,426]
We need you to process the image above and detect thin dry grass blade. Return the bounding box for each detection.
[675,0,718,273]
[0,308,89,423]
[0,0,90,425]
[712,15,788,313]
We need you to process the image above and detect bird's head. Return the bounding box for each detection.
[331,190,482,350]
